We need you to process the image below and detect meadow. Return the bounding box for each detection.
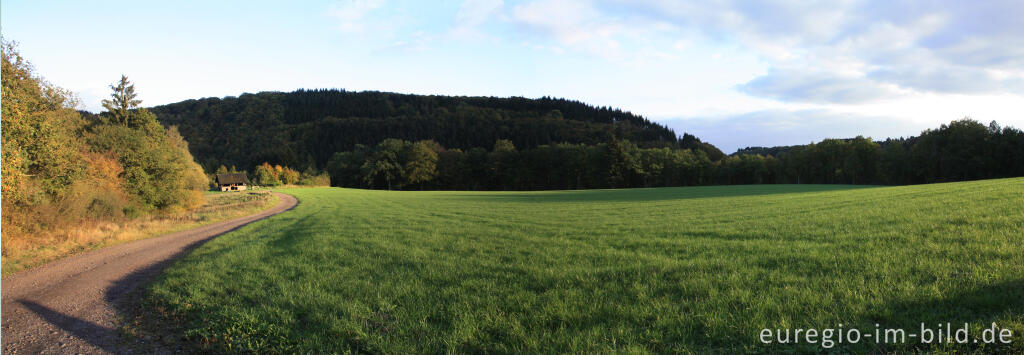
[144,178,1024,353]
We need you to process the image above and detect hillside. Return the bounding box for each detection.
[149,90,694,171]
[144,178,1024,353]
[151,90,1023,190]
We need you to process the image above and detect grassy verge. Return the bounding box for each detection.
[2,191,279,275]
[145,179,1023,353]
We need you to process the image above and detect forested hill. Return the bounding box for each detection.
[149,89,689,171]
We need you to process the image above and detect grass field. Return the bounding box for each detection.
[144,178,1024,353]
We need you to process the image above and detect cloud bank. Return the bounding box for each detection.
[539,0,1024,103]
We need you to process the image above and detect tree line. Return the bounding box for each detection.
[325,137,718,190]
[730,120,1024,185]
[323,118,1023,191]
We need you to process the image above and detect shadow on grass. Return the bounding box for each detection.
[108,193,296,352]
[749,279,1024,353]
[854,278,1024,353]
[446,184,876,203]
[746,279,1024,353]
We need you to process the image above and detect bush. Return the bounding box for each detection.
[88,113,206,210]
[280,167,300,185]
[298,172,331,186]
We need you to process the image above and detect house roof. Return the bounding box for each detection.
[216,173,250,185]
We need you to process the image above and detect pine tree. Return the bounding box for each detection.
[101,75,142,125]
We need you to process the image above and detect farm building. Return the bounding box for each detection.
[216,173,250,191]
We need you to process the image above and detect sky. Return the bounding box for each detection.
[3,0,1023,153]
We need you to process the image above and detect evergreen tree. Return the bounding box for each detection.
[101,75,142,125]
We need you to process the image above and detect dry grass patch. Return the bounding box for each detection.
[2,191,279,275]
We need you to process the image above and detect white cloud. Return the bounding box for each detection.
[455,0,503,28]
[511,0,604,43]
[329,0,387,33]
[447,0,505,41]
[868,66,1024,95]
[505,0,1024,103]
[509,0,636,58]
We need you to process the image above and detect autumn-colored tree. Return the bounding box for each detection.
[1,40,203,257]
[254,162,281,186]
[1,40,86,206]
[280,167,300,185]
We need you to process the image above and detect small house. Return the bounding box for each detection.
[216,173,250,191]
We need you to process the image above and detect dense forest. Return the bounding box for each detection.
[148,88,1023,191]
[149,90,713,171]
[2,41,207,256]
[319,119,1024,191]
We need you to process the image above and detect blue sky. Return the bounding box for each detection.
[4,0,1023,153]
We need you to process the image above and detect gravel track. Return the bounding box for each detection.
[2,192,297,354]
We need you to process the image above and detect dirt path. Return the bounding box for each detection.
[2,192,298,354]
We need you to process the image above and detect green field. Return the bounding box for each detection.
[145,179,1024,353]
